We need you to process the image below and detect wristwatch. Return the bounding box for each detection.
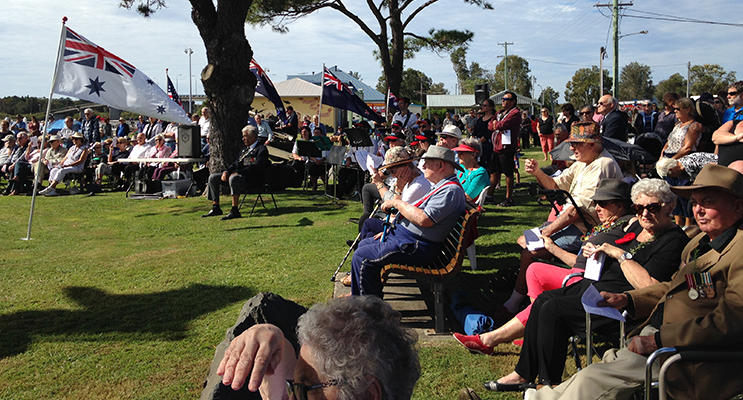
[618,251,633,263]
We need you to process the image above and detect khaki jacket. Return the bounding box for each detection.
[627,227,743,400]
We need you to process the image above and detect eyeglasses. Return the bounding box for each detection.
[728,91,739,96]
[286,380,339,400]
[631,202,664,215]
[596,200,617,208]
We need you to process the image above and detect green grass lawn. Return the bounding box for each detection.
[0,146,568,399]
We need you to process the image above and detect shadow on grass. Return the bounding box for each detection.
[223,217,314,231]
[0,283,253,359]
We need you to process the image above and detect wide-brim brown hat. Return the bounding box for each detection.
[566,121,601,143]
[379,146,419,170]
[671,164,743,200]
[421,145,464,171]
[592,179,631,201]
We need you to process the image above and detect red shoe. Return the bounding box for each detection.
[453,332,494,355]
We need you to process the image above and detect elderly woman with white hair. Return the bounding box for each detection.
[481,178,690,393]
[218,296,421,400]
[655,152,718,182]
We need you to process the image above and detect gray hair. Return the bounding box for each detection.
[655,158,681,178]
[459,137,482,154]
[553,123,568,135]
[631,178,676,204]
[241,125,258,138]
[297,296,420,400]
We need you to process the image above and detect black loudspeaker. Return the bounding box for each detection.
[178,125,201,158]
[474,84,490,105]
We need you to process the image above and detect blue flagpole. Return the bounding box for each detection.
[24,16,68,241]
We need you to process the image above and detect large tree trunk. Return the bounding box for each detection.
[191,0,257,176]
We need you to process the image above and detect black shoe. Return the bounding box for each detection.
[349,217,360,224]
[346,239,359,250]
[202,208,223,218]
[497,198,515,207]
[220,210,242,220]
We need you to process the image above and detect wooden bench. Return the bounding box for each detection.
[380,206,480,333]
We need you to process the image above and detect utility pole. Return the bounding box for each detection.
[599,47,607,98]
[687,61,691,97]
[596,1,633,99]
[498,42,513,91]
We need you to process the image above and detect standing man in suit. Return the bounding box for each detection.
[525,163,743,400]
[597,95,628,142]
[202,125,270,220]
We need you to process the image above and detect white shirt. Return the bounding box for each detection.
[198,116,211,138]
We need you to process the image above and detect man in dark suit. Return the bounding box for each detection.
[597,95,628,141]
[202,125,270,220]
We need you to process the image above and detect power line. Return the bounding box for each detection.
[624,9,743,28]
[621,13,743,27]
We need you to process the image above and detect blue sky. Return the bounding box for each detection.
[1,0,740,103]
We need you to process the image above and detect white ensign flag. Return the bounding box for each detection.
[53,26,190,124]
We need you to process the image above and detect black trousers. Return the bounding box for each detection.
[359,182,382,232]
[514,280,619,385]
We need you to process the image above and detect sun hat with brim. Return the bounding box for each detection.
[439,124,463,139]
[452,144,479,153]
[592,179,630,202]
[47,135,61,142]
[379,147,419,171]
[566,121,601,143]
[384,131,406,142]
[671,164,743,200]
[2,135,15,142]
[70,131,85,140]
[421,145,464,171]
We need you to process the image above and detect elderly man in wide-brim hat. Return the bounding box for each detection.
[525,164,743,400]
[349,145,466,297]
[495,122,624,319]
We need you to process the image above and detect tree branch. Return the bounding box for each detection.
[366,0,386,36]
[402,0,438,29]
[327,0,384,49]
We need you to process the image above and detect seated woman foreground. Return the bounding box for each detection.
[454,179,638,355]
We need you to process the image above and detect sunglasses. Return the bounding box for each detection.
[728,91,739,96]
[631,202,664,215]
[502,97,514,102]
[286,380,338,400]
[579,111,592,115]
[714,100,723,104]
[596,200,617,208]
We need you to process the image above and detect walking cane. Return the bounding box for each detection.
[330,201,381,282]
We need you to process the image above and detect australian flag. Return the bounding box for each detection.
[322,67,384,124]
[388,88,400,112]
[250,58,286,123]
[166,75,182,107]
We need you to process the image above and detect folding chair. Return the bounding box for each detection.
[238,173,277,216]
